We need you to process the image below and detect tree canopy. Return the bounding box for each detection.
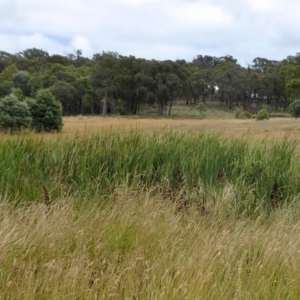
[1,48,300,116]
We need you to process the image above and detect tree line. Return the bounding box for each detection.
[1,48,300,116]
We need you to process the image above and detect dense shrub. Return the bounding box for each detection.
[244,111,252,119]
[256,109,270,121]
[288,100,300,118]
[0,94,32,132]
[28,89,63,132]
[235,107,251,119]
[12,87,25,101]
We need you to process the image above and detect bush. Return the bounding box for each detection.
[28,89,63,132]
[288,100,300,118]
[244,111,252,119]
[0,94,32,132]
[235,107,251,119]
[256,109,270,121]
[12,87,25,101]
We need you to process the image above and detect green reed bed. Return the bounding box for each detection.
[0,130,299,213]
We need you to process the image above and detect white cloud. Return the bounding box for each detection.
[116,0,159,5]
[246,0,279,13]
[70,36,93,56]
[1,0,300,64]
[170,2,233,29]
[0,33,66,55]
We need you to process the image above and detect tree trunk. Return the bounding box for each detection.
[79,97,83,114]
[102,91,108,115]
[275,97,279,111]
[168,100,173,116]
[157,102,164,116]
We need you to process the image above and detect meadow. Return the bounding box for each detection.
[1,116,300,299]
[62,115,300,141]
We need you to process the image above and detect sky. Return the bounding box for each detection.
[1,0,300,65]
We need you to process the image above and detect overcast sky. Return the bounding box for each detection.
[1,0,300,65]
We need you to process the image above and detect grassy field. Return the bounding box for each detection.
[51,115,299,137]
[2,191,300,299]
[1,115,300,299]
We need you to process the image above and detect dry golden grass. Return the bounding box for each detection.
[1,114,298,147]
[1,116,300,144]
[62,116,300,142]
[1,187,300,299]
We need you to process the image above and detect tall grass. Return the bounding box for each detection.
[1,189,300,299]
[1,129,300,298]
[0,129,299,214]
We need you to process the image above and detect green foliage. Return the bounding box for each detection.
[50,81,77,114]
[0,64,19,79]
[256,109,270,120]
[0,80,13,98]
[235,107,251,119]
[235,108,246,119]
[28,89,63,132]
[117,98,125,115]
[0,130,297,215]
[0,64,19,98]
[13,71,30,96]
[281,64,300,99]
[244,111,252,119]
[0,94,32,132]
[287,100,300,118]
[12,87,25,101]
[196,102,207,112]
[1,48,300,116]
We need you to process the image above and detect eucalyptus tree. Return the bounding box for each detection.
[280,61,300,105]
[89,54,119,114]
[14,48,50,73]
[248,70,263,108]
[134,65,155,112]
[249,58,287,110]
[188,70,208,104]
[75,76,94,114]
[0,51,15,72]
[46,54,71,66]
[214,61,249,110]
[50,81,78,115]
[0,64,19,98]
[113,56,144,114]
[17,48,49,61]
[13,71,31,97]
[138,60,183,115]
[192,55,220,68]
